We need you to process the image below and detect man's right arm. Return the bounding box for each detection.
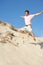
[20,16,25,18]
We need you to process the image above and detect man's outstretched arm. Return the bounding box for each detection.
[34,11,43,16]
[20,16,25,18]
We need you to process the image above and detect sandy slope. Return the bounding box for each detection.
[0,21,43,65]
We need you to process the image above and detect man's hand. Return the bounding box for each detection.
[41,11,43,14]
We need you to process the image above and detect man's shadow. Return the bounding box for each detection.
[30,42,43,49]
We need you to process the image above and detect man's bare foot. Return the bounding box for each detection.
[34,38,38,44]
[18,30,26,34]
[18,30,24,32]
[34,38,36,42]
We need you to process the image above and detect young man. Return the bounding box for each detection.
[19,10,43,41]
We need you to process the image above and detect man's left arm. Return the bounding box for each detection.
[34,11,43,16]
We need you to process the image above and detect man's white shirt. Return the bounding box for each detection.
[24,14,35,25]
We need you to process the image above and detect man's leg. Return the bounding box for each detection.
[18,26,27,33]
[27,25,36,41]
[29,31,36,41]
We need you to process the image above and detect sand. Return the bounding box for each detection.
[0,21,43,65]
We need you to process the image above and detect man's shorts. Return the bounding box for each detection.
[19,25,32,32]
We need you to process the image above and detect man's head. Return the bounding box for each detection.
[25,10,29,16]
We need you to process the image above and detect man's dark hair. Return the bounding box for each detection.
[25,10,29,14]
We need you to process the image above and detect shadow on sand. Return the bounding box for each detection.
[30,42,43,49]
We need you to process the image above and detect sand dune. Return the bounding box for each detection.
[0,21,43,65]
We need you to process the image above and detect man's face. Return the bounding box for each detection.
[25,12,29,16]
